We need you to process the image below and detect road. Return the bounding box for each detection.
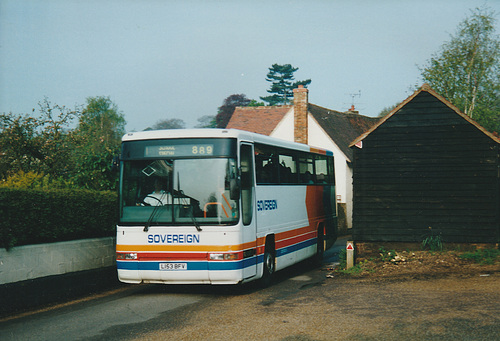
[0,239,344,341]
[2,237,498,340]
[0,285,203,340]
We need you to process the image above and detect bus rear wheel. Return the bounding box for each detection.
[313,227,324,267]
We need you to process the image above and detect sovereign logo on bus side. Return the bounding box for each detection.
[257,200,278,211]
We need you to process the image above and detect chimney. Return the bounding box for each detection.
[347,104,359,115]
[293,85,309,144]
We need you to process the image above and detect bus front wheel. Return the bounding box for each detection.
[261,244,275,287]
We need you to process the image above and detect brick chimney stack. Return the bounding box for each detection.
[348,104,359,115]
[293,85,309,144]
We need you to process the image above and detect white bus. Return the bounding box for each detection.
[116,129,337,285]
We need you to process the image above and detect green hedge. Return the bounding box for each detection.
[0,188,118,249]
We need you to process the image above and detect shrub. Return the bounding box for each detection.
[0,170,75,190]
[338,248,347,269]
[379,247,397,262]
[459,248,500,265]
[421,226,443,251]
[0,188,118,249]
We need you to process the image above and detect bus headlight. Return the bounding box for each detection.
[209,253,224,260]
[117,252,138,260]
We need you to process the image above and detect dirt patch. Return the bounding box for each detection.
[332,248,500,279]
[134,260,500,341]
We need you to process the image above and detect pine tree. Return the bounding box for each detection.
[260,64,311,106]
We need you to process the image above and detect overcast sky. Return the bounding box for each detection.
[1,0,499,131]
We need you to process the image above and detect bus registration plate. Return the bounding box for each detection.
[160,263,187,270]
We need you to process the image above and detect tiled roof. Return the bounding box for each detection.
[226,103,379,161]
[226,105,292,135]
[309,104,379,161]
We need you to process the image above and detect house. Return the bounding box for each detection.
[350,84,500,244]
[227,85,379,231]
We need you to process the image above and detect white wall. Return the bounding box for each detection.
[0,237,116,285]
[271,108,294,141]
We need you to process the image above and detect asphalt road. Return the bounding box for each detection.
[0,238,345,340]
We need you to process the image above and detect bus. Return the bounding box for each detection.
[116,129,337,285]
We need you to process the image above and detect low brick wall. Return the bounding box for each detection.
[0,237,116,285]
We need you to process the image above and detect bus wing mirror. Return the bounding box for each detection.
[230,179,240,200]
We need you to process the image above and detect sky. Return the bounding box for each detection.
[1,0,500,132]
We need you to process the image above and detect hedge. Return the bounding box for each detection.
[0,188,118,249]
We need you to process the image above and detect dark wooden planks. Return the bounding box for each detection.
[352,91,500,243]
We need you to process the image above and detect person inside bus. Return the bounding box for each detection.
[143,177,172,206]
[302,171,315,184]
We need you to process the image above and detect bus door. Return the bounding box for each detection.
[240,143,257,279]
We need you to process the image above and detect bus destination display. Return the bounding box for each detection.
[145,144,214,157]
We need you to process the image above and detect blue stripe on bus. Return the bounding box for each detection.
[117,256,257,271]
[276,237,316,257]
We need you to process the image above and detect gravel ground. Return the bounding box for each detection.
[131,262,499,341]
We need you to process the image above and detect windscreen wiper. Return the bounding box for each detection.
[143,202,159,232]
[143,192,168,232]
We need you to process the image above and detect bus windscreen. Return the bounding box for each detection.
[120,138,239,226]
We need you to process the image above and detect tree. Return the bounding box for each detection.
[0,99,79,181]
[72,96,126,190]
[145,118,186,130]
[378,104,399,117]
[195,115,217,128]
[36,98,79,178]
[77,96,125,145]
[0,113,42,179]
[260,64,311,106]
[420,6,500,134]
[0,96,126,191]
[248,99,265,107]
[215,94,251,128]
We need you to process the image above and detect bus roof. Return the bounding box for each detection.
[122,129,333,156]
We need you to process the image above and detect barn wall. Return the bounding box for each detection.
[352,91,500,243]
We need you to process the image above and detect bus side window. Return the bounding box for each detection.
[255,144,278,184]
[278,153,298,184]
[299,154,315,184]
[315,156,329,184]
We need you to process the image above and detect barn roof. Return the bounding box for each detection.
[350,84,500,147]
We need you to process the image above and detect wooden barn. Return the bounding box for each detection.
[350,84,500,244]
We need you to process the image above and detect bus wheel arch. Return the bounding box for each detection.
[314,223,325,266]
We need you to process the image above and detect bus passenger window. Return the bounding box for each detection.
[315,157,328,184]
[299,154,315,184]
[278,154,298,184]
[255,144,278,184]
[315,155,334,184]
